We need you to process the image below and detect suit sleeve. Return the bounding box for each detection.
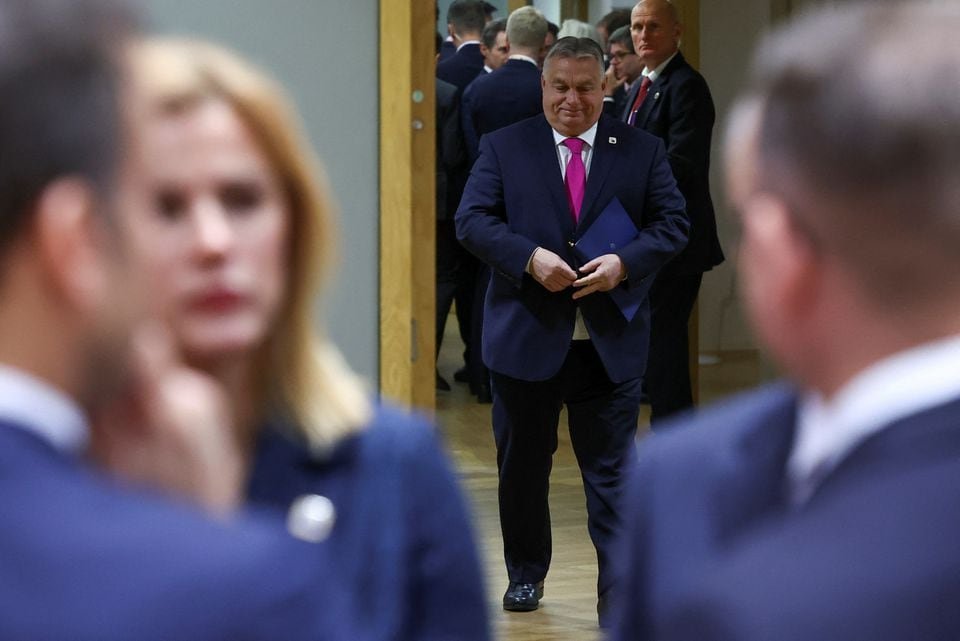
[609,440,659,641]
[664,72,715,194]
[455,135,539,287]
[403,422,491,641]
[460,84,481,164]
[616,138,690,283]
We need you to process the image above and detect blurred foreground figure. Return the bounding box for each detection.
[610,3,960,640]
[125,38,489,641]
[0,1,359,639]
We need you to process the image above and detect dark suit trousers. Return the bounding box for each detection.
[436,219,474,366]
[491,341,642,597]
[645,267,703,423]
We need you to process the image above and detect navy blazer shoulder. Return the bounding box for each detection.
[461,58,543,161]
[611,386,960,641]
[247,403,490,641]
[436,43,485,92]
[0,422,355,641]
[455,113,688,383]
[626,51,724,273]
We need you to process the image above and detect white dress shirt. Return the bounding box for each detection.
[553,122,598,341]
[789,333,960,504]
[641,50,679,83]
[0,364,88,454]
[507,54,539,68]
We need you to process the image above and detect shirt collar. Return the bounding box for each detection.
[0,365,89,454]
[551,121,599,149]
[789,333,960,489]
[483,65,493,73]
[642,50,679,83]
[456,40,481,52]
[508,54,539,68]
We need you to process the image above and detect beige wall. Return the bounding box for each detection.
[696,0,773,352]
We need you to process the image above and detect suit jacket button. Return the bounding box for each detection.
[287,494,336,543]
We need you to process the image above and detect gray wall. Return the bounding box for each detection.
[143,0,380,381]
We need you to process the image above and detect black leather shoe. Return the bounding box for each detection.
[453,366,469,383]
[502,581,544,612]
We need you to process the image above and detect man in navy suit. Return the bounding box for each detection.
[456,36,687,619]
[626,0,724,422]
[610,3,960,640]
[0,1,356,638]
[437,0,488,94]
[602,26,643,119]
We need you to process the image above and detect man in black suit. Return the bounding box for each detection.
[602,26,643,119]
[626,0,724,423]
[437,0,489,390]
[610,4,960,640]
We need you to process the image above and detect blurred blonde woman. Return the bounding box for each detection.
[123,37,488,641]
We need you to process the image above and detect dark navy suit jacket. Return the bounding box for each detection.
[0,422,354,641]
[610,385,960,641]
[460,57,543,162]
[624,51,723,274]
[455,114,688,383]
[436,43,484,93]
[247,404,489,641]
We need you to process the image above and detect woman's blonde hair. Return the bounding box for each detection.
[130,37,371,449]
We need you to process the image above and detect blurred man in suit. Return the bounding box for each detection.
[456,36,687,619]
[0,1,356,638]
[603,26,643,119]
[627,0,724,423]
[438,0,488,92]
[610,3,960,640]
[460,5,550,403]
[480,18,508,74]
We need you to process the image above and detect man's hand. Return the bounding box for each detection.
[604,64,625,97]
[529,247,578,292]
[89,324,242,517]
[572,254,627,299]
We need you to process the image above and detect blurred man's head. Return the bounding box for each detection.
[0,0,139,404]
[481,18,508,70]
[725,2,960,394]
[541,37,606,137]
[608,25,643,84]
[539,21,560,67]
[447,0,487,42]
[596,8,632,51]
[506,6,548,61]
[631,0,681,71]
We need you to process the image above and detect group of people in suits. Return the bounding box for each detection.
[5,0,960,638]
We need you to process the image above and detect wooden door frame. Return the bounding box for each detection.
[379,0,436,410]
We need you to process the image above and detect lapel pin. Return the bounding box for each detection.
[654,92,661,100]
[287,494,336,543]
[608,136,617,144]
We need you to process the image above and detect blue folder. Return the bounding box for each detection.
[573,197,647,322]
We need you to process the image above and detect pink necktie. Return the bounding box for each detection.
[627,76,652,126]
[563,137,586,222]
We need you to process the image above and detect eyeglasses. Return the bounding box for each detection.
[609,51,637,61]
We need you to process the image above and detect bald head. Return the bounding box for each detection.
[631,0,681,70]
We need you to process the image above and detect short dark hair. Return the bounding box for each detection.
[482,1,496,19]
[597,8,632,36]
[0,0,135,251]
[607,25,634,52]
[547,21,560,38]
[543,36,605,74]
[738,2,960,304]
[481,18,507,50]
[447,0,487,37]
